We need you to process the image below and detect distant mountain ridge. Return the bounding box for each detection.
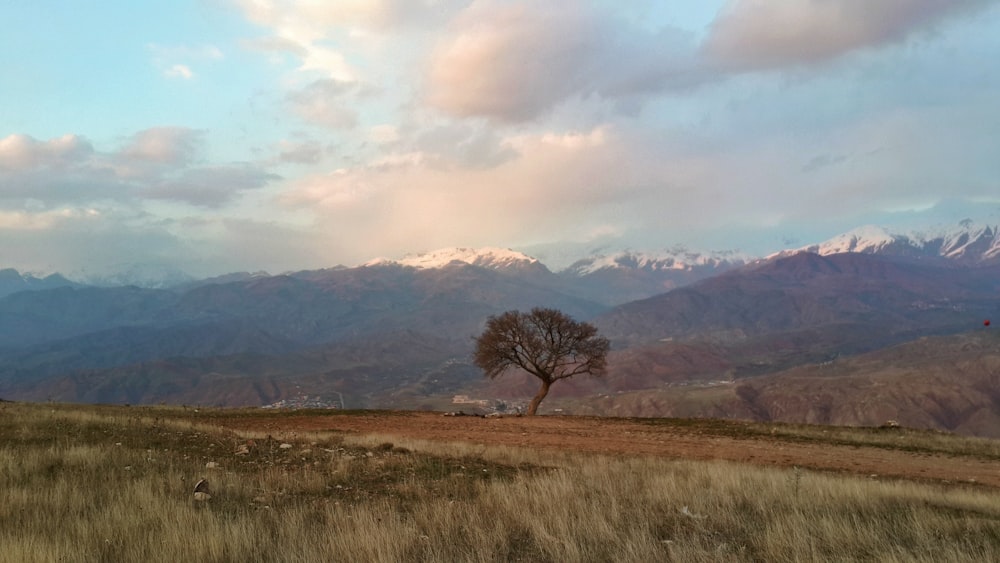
[563,247,749,276]
[5,220,997,294]
[2,230,1000,436]
[772,221,1000,264]
[0,269,78,299]
[365,247,545,272]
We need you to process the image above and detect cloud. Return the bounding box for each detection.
[232,0,466,81]
[0,204,325,278]
[426,1,607,121]
[286,79,360,129]
[369,125,400,145]
[703,0,997,70]
[120,127,203,165]
[0,130,275,209]
[276,124,676,258]
[143,165,278,208]
[275,139,325,164]
[0,134,94,171]
[425,0,705,122]
[235,0,465,34]
[165,64,194,79]
[0,134,122,204]
[241,35,308,56]
[148,43,224,80]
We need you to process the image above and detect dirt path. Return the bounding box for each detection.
[212,412,1000,488]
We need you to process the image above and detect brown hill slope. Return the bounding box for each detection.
[559,330,1000,437]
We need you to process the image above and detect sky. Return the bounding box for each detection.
[2,0,1000,277]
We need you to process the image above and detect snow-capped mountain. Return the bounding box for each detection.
[71,264,196,289]
[773,221,1000,263]
[365,247,547,272]
[557,248,749,306]
[563,247,750,276]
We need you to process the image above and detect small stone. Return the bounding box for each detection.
[194,492,211,501]
[205,462,220,469]
[234,445,250,456]
[279,443,293,449]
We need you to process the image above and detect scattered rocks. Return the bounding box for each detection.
[234,444,251,456]
[279,443,294,450]
[205,461,220,470]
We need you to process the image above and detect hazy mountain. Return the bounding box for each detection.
[0,258,605,401]
[0,268,78,299]
[4,236,1000,435]
[70,263,196,289]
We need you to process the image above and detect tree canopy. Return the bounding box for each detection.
[473,307,610,415]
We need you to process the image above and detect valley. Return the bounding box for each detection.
[1,222,999,438]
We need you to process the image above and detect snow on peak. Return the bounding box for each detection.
[566,248,748,275]
[771,220,1000,262]
[809,225,900,255]
[366,247,541,271]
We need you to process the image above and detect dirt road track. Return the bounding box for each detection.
[213,412,1000,488]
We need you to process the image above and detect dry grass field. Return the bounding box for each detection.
[2,401,1000,562]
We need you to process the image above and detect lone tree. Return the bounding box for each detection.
[473,307,610,415]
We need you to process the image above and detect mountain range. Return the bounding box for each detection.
[1,221,998,436]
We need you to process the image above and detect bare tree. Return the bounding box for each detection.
[473,307,610,415]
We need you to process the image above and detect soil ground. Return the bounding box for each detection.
[210,411,1000,489]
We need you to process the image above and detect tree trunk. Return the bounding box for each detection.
[527,379,552,416]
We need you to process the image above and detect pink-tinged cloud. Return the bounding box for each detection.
[286,79,359,129]
[121,127,203,165]
[426,1,608,122]
[704,0,996,70]
[276,125,692,260]
[0,134,94,171]
[425,1,706,122]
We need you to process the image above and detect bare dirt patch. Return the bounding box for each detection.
[208,411,1000,488]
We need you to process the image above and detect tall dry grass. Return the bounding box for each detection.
[1,402,999,562]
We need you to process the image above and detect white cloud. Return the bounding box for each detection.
[149,43,224,81]
[165,64,194,80]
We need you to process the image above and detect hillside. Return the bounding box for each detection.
[1,237,999,435]
[558,330,1000,437]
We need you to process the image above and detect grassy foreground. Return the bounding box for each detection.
[2,402,1000,562]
